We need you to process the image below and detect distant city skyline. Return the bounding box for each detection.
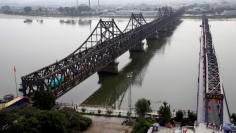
[0,0,234,7]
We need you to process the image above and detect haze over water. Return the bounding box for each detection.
[0,15,235,113]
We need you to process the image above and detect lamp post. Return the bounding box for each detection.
[127,72,133,123]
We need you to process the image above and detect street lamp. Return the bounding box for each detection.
[127,72,133,124]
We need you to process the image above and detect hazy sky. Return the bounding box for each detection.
[0,0,234,6]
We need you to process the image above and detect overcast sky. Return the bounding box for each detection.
[0,0,234,6]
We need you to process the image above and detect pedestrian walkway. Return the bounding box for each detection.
[195,123,223,133]
[82,115,132,133]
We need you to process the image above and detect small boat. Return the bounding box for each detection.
[24,19,33,23]
[39,19,43,23]
[65,19,76,24]
[78,19,92,25]
[59,19,64,23]
[36,19,43,23]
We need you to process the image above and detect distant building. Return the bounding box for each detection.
[102,9,158,17]
[222,10,236,16]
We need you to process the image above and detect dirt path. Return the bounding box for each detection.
[83,115,132,133]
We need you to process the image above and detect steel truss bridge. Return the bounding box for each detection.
[197,16,231,126]
[20,7,185,98]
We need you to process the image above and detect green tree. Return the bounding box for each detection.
[158,102,171,125]
[0,105,67,133]
[0,106,92,133]
[135,98,151,118]
[175,110,184,122]
[132,118,152,133]
[231,113,236,125]
[60,107,92,132]
[187,110,197,123]
[32,91,56,110]
[181,110,197,126]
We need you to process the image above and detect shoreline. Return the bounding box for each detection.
[1,13,236,20]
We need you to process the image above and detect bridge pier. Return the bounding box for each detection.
[158,27,172,37]
[147,33,159,40]
[98,61,119,75]
[158,21,179,37]
[129,42,144,52]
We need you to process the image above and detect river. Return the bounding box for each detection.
[0,14,235,113]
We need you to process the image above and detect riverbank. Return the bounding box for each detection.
[183,15,236,19]
[1,12,236,19]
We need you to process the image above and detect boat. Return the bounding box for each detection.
[78,19,92,25]
[65,19,76,24]
[24,19,33,23]
[59,19,65,23]
[37,19,43,23]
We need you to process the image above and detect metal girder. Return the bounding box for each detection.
[20,7,185,98]
[157,6,173,18]
[123,13,147,33]
[202,16,223,98]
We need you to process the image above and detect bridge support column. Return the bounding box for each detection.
[158,28,171,37]
[98,61,119,75]
[147,33,159,40]
[129,42,144,53]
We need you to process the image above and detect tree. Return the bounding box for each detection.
[0,105,67,133]
[12,110,67,133]
[135,98,151,118]
[24,6,32,13]
[158,102,171,125]
[187,110,197,123]
[131,118,152,133]
[60,107,92,132]
[181,110,197,126]
[231,113,236,125]
[175,110,184,122]
[0,106,92,133]
[32,91,56,110]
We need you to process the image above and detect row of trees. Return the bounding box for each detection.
[0,106,92,133]
[132,98,197,133]
[57,6,92,16]
[0,91,92,133]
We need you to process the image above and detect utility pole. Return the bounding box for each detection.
[88,0,91,8]
[127,72,133,123]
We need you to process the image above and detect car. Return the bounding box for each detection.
[223,123,236,133]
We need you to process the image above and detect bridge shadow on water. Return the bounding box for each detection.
[80,19,182,109]
[80,38,170,109]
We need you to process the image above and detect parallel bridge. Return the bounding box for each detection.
[197,15,230,126]
[20,7,185,98]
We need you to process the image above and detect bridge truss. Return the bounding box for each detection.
[199,16,231,126]
[20,7,185,98]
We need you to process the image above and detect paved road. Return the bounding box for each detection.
[83,115,132,133]
[207,99,221,125]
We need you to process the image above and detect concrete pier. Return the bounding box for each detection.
[129,42,144,52]
[98,61,119,75]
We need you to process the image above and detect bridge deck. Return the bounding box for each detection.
[197,16,230,126]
